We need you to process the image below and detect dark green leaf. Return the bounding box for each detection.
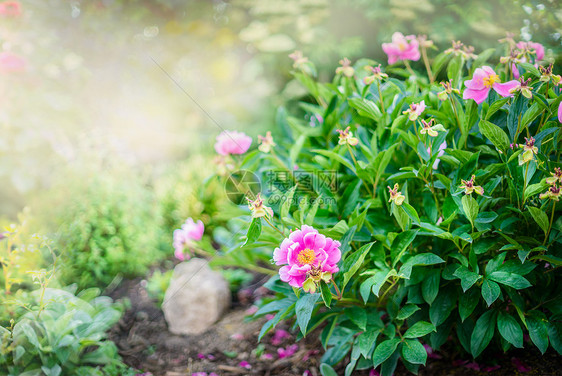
[373,338,401,368]
[296,293,320,336]
[470,310,496,357]
[497,311,523,348]
[401,339,428,365]
[404,321,436,338]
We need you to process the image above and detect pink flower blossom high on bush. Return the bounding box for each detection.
[173,218,204,260]
[463,66,519,104]
[273,225,341,292]
[382,32,420,65]
[0,1,22,17]
[214,131,252,155]
[0,51,26,73]
[517,41,545,60]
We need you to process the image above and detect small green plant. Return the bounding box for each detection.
[145,269,173,305]
[0,287,136,376]
[220,268,254,292]
[41,162,164,289]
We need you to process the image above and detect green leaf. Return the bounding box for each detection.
[243,217,262,246]
[373,338,401,368]
[470,310,496,357]
[399,253,444,280]
[481,278,501,306]
[280,185,297,220]
[527,206,550,235]
[497,311,523,348]
[401,203,420,224]
[348,97,382,120]
[521,102,543,129]
[401,339,428,365]
[313,149,356,172]
[342,242,374,291]
[345,307,367,331]
[487,271,531,290]
[429,288,456,326]
[397,304,421,320]
[547,322,562,355]
[479,119,510,152]
[320,281,332,308]
[404,321,436,338]
[295,293,320,336]
[422,269,440,305]
[461,194,479,227]
[527,310,549,354]
[357,330,379,358]
[290,134,307,163]
[258,303,295,340]
[453,265,481,292]
[525,181,549,199]
[485,97,510,120]
[519,62,540,77]
[458,286,479,322]
[319,363,338,376]
[391,230,419,267]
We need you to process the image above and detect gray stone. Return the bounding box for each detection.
[162,258,230,335]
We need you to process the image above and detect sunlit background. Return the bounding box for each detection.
[2,0,561,219]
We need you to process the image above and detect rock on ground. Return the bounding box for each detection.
[162,258,230,335]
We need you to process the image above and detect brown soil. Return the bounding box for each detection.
[108,274,562,376]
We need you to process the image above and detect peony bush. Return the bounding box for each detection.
[196,33,561,375]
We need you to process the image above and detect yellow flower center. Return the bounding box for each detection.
[297,248,316,265]
[483,74,499,88]
[398,42,407,51]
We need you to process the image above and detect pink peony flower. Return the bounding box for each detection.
[0,1,21,17]
[273,225,341,292]
[517,41,545,60]
[214,131,252,155]
[382,32,420,65]
[463,66,519,104]
[173,218,204,261]
[0,51,26,73]
[277,344,299,359]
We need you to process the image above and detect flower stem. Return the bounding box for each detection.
[544,200,556,245]
[421,46,434,83]
[522,162,530,206]
[346,144,374,197]
[403,60,416,78]
[376,81,385,114]
[331,279,342,300]
[264,216,286,237]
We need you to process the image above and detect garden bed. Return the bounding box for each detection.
[109,274,562,376]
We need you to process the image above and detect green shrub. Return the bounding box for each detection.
[0,287,135,376]
[218,38,561,375]
[42,162,163,289]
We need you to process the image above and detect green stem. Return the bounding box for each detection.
[522,162,530,207]
[403,60,416,78]
[544,200,556,245]
[378,278,398,306]
[346,144,374,197]
[331,279,342,300]
[421,46,434,83]
[377,80,385,114]
[264,216,286,237]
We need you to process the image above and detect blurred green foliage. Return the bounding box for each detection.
[35,159,164,290]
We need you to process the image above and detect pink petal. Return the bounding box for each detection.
[493,80,519,97]
[558,101,562,123]
[463,87,490,104]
